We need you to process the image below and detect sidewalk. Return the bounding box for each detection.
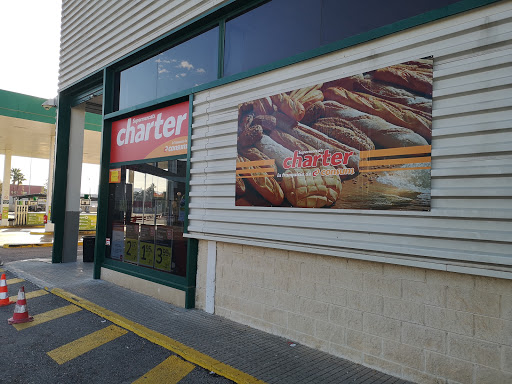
[3,257,411,384]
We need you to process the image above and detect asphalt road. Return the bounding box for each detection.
[1,253,234,383]
[0,244,57,264]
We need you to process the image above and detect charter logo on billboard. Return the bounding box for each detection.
[110,101,189,163]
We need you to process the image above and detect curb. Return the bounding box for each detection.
[50,287,268,384]
[2,242,83,248]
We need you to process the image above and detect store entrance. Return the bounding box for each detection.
[105,159,187,276]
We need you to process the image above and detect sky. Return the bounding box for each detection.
[0,1,100,195]
[1,1,61,98]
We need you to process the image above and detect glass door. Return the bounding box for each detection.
[106,160,187,276]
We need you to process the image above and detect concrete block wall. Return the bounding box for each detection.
[196,240,512,384]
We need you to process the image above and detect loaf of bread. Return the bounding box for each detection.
[302,101,325,126]
[235,157,246,196]
[270,130,316,153]
[324,86,431,140]
[236,156,284,206]
[354,78,432,113]
[254,135,294,172]
[270,93,306,121]
[323,101,429,148]
[312,117,375,151]
[321,74,364,92]
[371,64,433,96]
[281,167,342,208]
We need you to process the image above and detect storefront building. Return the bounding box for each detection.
[53,1,512,382]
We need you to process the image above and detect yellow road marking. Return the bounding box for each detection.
[14,304,82,331]
[133,355,195,384]
[47,324,128,364]
[12,289,49,301]
[0,268,4,272]
[6,278,24,285]
[51,288,268,384]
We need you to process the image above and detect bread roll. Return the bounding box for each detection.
[270,93,306,121]
[282,167,342,208]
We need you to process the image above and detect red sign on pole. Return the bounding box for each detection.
[110,101,189,163]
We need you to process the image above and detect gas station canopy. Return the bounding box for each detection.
[0,89,101,163]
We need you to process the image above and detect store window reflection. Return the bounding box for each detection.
[106,160,187,276]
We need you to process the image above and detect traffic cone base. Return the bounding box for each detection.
[8,286,34,324]
[0,273,14,307]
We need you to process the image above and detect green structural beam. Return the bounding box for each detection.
[0,89,102,132]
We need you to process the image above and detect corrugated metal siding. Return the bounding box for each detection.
[188,1,512,276]
[58,0,229,90]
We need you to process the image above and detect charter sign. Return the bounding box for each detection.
[110,101,189,163]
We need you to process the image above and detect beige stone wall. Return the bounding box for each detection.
[195,240,208,309]
[203,240,512,384]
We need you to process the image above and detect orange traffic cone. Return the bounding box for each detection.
[8,286,34,324]
[0,273,14,306]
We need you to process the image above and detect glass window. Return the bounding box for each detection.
[224,0,460,76]
[106,160,188,277]
[118,27,219,110]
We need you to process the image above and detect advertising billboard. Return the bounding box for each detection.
[236,58,432,210]
[111,101,189,164]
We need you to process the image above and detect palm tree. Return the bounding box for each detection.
[11,168,26,197]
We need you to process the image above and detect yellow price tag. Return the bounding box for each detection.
[138,242,155,267]
[124,239,138,263]
[155,245,172,271]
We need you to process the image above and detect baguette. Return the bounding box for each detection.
[354,78,432,113]
[324,86,431,140]
[254,135,294,172]
[323,101,428,148]
[371,65,433,96]
[270,130,316,153]
[312,117,375,151]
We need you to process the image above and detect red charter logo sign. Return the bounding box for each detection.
[110,101,189,163]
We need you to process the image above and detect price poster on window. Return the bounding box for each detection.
[155,226,173,271]
[138,224,155,267]
[124,223,139,263]
[111,224,124,261]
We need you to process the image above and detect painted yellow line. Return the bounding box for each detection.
[6,278,24,285]
[133,355,195,384]
[50,288,268,384]
[3,243,53,248]
[12,289,49,301]
[47,324,128,364]
[14,304,82,331]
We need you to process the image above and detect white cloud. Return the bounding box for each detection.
[180,73,187,77]
[196,68,206,74]
[158,68,169,74]
[178,60,194,70]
